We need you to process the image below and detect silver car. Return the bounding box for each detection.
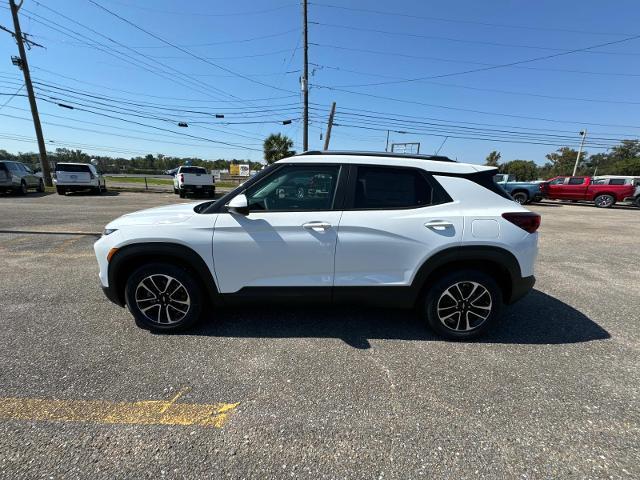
[0,160,45,195]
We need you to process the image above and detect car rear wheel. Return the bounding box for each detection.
[179,190,186,198]
[512,191,529,204]
[125,263,203,332]
[424,270,502,340]
[19,181,27,195]
[37,179,45,193]
[634,196,640,208]
[594,194,615,208]
[56,186,65,195]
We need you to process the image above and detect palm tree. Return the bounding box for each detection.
[263,133,295,164]
[485,150,501,167]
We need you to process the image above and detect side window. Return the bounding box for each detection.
[550,177,566,185]
[353,166,435,209]
[7,162,20,173]
[244,164,340,211]
[22,164,33,174]
[609,179,626,185]
[568,177,585,185]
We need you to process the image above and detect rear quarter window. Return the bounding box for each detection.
[56,164,90,173]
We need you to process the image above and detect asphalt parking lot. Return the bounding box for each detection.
[0,191,638,479]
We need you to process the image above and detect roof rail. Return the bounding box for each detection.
[296,150,456,163]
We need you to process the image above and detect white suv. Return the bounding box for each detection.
[94,151,540,339]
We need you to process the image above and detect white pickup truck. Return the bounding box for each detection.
[54,162,106,195]
[173,166,215,198]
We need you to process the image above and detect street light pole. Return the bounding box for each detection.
[572,129,587,176]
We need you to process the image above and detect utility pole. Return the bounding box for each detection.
[385,130,390,152]
[9,0,52,186]
[572,129,587,176]
[323,102,336,150]
[302,0,309,151]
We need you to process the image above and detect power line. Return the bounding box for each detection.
[107,1,297,18]
[310,65,640,105]
[318,33,640,88]
[0,83,24,111]
[309,2,631,37]
[87,0,296,94]
[26,5,244,102]
[310,21,640,57]
[312,85,640,130]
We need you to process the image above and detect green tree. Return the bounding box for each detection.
[263,133,295,164]
[499,160,539,181]
[485,150,501,167]
[544,147,586,176]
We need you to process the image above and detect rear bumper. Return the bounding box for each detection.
[180,185,215,194]
[507,275,535,304]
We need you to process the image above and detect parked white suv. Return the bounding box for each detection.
[55,162,106,195]
[94,151,540,339]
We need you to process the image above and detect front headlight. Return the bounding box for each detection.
[102,228,118,236]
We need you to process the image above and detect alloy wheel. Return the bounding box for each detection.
[135,274,191,325]
[436,281,492,332]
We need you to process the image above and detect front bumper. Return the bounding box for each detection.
[507,275,535,304]
[101,284,124,307]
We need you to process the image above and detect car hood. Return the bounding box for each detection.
[107,202,199,227]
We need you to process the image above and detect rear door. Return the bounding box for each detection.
[334,165,462,288]
[212,163,345,295]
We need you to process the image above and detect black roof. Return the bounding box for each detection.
[297,150,456,163]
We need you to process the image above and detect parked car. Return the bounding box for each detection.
[494,174,543,205]
[593,176,640,207]
[540,175,635,208]
[94,151,540,340]
[54,162,106,195]
[0,160,45,195]
[173,166,215,198]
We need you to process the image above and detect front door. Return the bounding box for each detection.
[212,164,344,294]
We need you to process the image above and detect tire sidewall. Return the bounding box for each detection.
[20,181,27,195]
[512,192,528,204]
[594,194,614,208]
[125,263,203,332]
[424,270,503,340]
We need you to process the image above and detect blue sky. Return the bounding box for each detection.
[1,0,639,164]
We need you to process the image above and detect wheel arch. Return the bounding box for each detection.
[108,242,219,306]
[412,246,523,305]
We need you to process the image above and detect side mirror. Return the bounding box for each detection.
[227,193,249,215]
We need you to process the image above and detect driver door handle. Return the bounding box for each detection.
[303,221,332,232]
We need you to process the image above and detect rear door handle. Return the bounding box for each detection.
[425,220,453,231]
[303,221,332,232]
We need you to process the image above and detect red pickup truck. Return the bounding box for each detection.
[540,176,635,208]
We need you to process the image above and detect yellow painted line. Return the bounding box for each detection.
[0,396,239,428]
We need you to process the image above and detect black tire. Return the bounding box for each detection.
[179,190,186,198]
[594,194,615,208]
[634,196,640,208]
[124,262,203,333]
[19,181,27,195]
[37,179,45,193]
[92,186,101,195]
[173,188,179,194]
[423,269,502,340]
[56,186,65,195]
[511,191,529,205]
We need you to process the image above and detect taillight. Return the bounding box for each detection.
[179,174,184,182]
[502,212,541,233]
[90,172,95,179]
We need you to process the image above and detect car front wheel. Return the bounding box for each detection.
[424,270,502,340]
[125,263,203,332]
